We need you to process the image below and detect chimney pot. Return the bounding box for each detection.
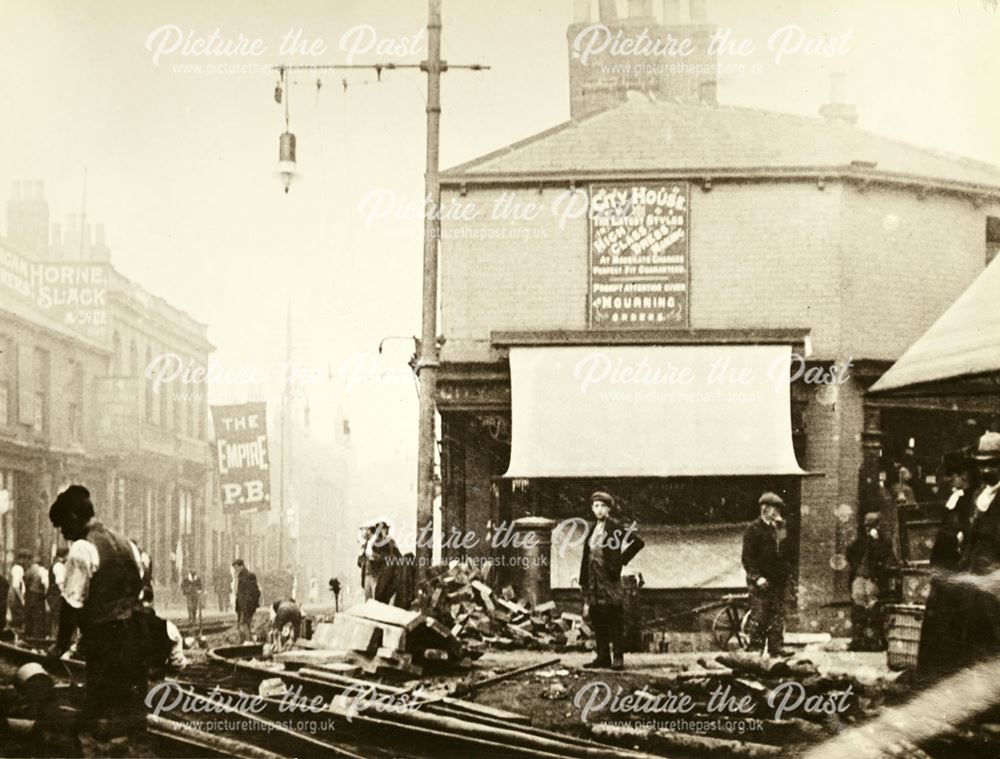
[819,72,857,125]
[628,0,654,19]
[598,0,618,22]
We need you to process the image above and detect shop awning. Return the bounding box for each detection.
[870,257,1000,396]
[504,344,806,478]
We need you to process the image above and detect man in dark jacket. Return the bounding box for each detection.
[578,491,644,670]
[846,512,899,651]
[213,564,232,612]
[742,492,791,656]
[47,485,150,755]
[181,569,203,624]
[22,551,49,639]
[232,559,260,642]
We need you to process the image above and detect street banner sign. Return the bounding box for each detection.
[210,402,272,514]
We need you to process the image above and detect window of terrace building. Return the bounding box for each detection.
[0,336,11,425]
[32,348,49,436]
[145,347,154,422]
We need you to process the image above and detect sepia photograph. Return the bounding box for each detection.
[1,0,1000,756]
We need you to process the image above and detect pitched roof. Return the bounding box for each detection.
[443,95,1000,190]
[870,255,1000,395]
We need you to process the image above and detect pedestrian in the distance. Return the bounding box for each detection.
[213,564,231,612]
[232,559,260,643]
[47,547,68,637]
[181,568,203,624]
[742,492,792,657]
[579,491,645,671]
[22,551,49,639]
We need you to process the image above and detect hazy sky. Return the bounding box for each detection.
[1,0,999,476]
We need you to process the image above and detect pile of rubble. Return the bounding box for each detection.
[276,599,471,678]
[412,560,594,654]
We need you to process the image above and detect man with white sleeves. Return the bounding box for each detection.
[47,485,151,755]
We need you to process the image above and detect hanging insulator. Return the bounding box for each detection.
[274,84,283,103]
[278,132,297,194]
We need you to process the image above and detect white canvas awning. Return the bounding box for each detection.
[504,344,806,478]
[871,256,1000,396]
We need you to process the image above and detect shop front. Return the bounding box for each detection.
[438,331,812,627]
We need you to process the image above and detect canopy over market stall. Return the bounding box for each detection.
[870,256,1000,401]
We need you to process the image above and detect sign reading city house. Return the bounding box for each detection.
[588,182,690,327]
[210,402,272,514]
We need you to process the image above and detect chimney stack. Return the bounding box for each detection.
[598,0,618,22]
[819,72,858,125]
[6,179,50,256]
[661,0,680,23]
[627,0,654,21]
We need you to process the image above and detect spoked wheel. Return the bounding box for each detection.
[712,605,751,650]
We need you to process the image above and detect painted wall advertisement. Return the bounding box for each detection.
[588,182,690,327]
[210,402,272,514]
[0,244,108,333]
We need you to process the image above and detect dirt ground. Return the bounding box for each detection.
[464,645,897,736]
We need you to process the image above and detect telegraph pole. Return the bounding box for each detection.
[414,0,443,579]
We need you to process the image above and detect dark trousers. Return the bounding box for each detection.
[237,610,255,642]
[590,604,624,662]
[747,584,785,654]
[186,595,199,623]
[851,601,887,651]
[79,616,150,756]
[24,593,48,639]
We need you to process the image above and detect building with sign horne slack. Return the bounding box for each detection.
[0,181,218,596]
[433,5,1000,633]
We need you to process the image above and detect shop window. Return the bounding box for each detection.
[988,216,1000,266]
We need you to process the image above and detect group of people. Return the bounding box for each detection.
[741,489,901,657]
[1,546,68,639]
[917,431,1000,678]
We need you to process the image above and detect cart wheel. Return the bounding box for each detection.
[712,605,751,650]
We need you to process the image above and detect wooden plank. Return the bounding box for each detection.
[344,600,425,632]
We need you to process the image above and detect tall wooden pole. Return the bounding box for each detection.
[415,0,443,578]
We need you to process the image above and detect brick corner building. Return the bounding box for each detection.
[432,5,1000,634]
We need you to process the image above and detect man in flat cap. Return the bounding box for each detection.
[742,492,791,656]
[579,491,644,670]
[47,485,151,755]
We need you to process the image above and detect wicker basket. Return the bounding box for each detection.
[887,603,924,671]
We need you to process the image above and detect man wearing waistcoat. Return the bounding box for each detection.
[48,485,150,756]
